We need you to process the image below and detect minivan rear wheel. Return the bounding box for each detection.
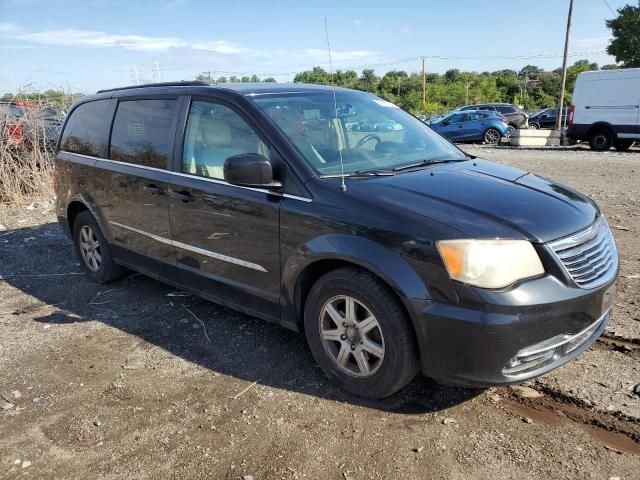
[73,211,126,283]
[303,267,419,399]
[589,129,612,151]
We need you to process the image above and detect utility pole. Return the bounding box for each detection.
[556,0,574,131]
[397,76,401,96]
[421,57,426,106]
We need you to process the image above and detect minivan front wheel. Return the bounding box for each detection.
[73,211,126,283]
[304,267,419,399]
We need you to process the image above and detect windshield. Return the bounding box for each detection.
[250,90,465,176]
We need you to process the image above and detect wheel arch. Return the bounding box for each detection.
[283,235,431,332]
[587,122,614,138]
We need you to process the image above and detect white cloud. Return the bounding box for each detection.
[0,23,243,53]
[399,25,413,34]
[354,19,362,27]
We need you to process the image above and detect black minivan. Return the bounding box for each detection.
[55,81,618,399]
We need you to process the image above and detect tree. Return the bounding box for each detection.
[358,69,379,93]
[606,2,640,67]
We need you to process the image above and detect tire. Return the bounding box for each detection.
[72,211,126,283]
[483,128,501,145]
[614,140,634,151]
[589,129,613,151]
[529,123,539,130]
[303,267,419,399]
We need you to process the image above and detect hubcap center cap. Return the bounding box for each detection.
[345,325,357,342]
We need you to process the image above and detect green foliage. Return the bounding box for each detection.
[606,2,640,67]
[290,59,601,115]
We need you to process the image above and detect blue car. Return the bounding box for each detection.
[429,110,510,144]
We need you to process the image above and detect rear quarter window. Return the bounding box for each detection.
[60,99,114,157]
[496,106,517,114]
[109,99,177,169]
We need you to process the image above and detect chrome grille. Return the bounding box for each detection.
[548,217,618,289]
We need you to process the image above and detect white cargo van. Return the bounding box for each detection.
[567,68,640,151]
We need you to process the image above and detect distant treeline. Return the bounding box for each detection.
[197,60,620,115]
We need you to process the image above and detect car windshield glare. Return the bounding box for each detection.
[250,91,465,176]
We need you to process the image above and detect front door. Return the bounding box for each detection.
[168,98,281,318]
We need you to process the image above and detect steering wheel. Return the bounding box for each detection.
[355,134,382,150]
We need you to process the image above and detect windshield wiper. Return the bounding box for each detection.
[392,158,464,172]
[350,169,396,177]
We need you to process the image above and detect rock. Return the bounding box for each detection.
[613,225,630,231]
[32,397,42,404]
[94,420,102,427]
[623,274,640,279]
[21,460,32,469]
[12,390,21,399]
[412,446,424,453]
[524,417,534,424]
[489,394,502,402]
[442,417,457,425]
[1,401,15,410]
[509,385,543,399]
[634,384,640,396]
[26,202,35,210]
[242,476,254,480]
[0,224,6,231]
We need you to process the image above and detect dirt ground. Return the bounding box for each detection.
[1,145,639,479]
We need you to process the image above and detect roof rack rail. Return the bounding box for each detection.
[97,80,214,94]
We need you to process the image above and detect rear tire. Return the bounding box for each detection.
[303,267,419,399]
[614,140,634,151]
[589,129,613,151]
[529,123,539,130]
[72,211,126,283]
[483,128,501,144]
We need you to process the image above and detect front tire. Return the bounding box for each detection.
[73,211,126,283]
[303,267,419,399]
[529,123,539,130]
[483,128,501,145]
[589,129,613,151]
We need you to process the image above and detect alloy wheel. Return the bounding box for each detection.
[79,225,102,272]
[484,128,501,144]
[318,295,385,377]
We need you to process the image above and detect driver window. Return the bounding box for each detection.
[183,101,269,180]
[449,113,466,124]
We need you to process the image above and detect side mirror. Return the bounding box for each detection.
[441,121,449,126]
[224,153,281,189]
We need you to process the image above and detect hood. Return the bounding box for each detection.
[348,159,599,243]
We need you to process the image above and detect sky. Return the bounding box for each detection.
[0,0,626,94]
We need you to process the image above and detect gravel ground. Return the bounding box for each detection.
[0,146,639,479]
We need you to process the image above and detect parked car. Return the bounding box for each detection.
[0,101,65,149]
[429,110,510,144]
[0,101,26,146]
[459,103,529,130]
[567,68,640,151]
[529,107,569,130]
[55,81,617,399]
[374,120,403,131]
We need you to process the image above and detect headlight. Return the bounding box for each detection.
[437,239,544,289]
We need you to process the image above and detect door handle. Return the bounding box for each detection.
[168,189,195,203]
[143,183,165,195]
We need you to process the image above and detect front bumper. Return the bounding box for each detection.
[409,275,615,387]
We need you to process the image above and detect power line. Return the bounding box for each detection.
[602,0,616,16]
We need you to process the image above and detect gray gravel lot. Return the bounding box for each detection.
[0,145,638,479]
